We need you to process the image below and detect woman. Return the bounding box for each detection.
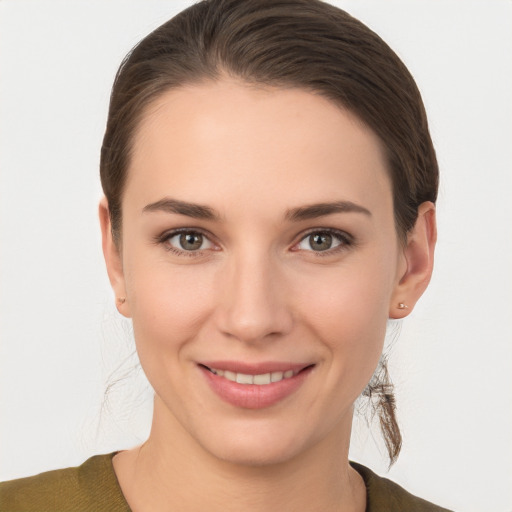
[0,0,456,510]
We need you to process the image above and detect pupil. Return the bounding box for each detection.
[180,232,202,250]
[310,233,332,251]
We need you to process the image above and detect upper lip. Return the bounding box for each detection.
[199,361,313,375]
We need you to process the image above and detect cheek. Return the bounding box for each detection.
[292,259,393,378]
[295,260,392,333]
[125,255,217,363]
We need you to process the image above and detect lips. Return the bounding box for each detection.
[206,367,297,385]
[199,361,314,409]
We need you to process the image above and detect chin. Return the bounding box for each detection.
[211,440,304,468]
[196,418,315,468]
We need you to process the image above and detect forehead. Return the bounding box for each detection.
[125,79,392,219]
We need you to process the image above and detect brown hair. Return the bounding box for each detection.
[100,0,438,465]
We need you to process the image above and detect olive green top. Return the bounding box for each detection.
[0,453,452,511]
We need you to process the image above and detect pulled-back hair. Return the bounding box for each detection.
[100,0,438,465]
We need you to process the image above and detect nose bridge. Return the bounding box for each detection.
[216,245,292,343]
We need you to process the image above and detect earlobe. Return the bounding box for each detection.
[389,201,437,319]
[99,197,131,318]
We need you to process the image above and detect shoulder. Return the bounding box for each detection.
[350,461,453,512]
[0,453,130,512]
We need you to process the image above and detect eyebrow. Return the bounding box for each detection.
[284,201,372,221]
[142,197,371,221]
[142,198,220,220]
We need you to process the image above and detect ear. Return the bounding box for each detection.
[99,197,131,318]
[389,201,437,319]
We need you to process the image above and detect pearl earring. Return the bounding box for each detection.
[397,302,408,310]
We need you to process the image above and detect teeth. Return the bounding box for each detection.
[209,368,298,385]
[223,370,236,381]
[271,371,283,382]
[236,373,253,384]
[253,373,271,385]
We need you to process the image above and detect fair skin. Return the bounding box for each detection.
[100,79,436,512]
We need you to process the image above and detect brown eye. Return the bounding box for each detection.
[165,231,214,252]
[179,232,203,250]
[309,232,333,251]
[295,230,350,253]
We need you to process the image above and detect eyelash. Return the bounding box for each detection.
[293,228,354,257]
[155,227,354,258]
[155,227,217,258]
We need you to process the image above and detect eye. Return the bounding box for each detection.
[164,230,215,253]
[295,229,351,253]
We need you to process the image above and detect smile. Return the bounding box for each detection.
[206,367,298,385]
[199,362,314,409]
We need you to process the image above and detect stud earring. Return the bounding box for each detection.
[397,302,408,310]
[117,297,126,304]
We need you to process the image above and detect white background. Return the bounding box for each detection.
[1,1,511,511]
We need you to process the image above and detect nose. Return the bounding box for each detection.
[215,250,293,344]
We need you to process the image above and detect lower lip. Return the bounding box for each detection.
[200,366,313,410]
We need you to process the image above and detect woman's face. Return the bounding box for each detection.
[105,79,412,465]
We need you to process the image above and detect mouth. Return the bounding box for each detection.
[200,364,311,385]
[198,361,315,409]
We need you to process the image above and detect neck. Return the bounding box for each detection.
[113,397,365,512]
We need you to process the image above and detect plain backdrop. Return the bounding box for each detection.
[1,1,511,511]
